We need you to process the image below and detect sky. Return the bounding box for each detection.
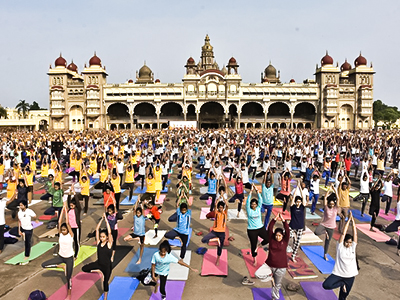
[0,0,399,108]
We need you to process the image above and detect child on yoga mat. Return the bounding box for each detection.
[144,198,162,238]
[201,198,228,266]
[82,213,113,300]
[42,205,74,300]
[246,184,269,266]
[323,211,358,300]
[124,195,146,264]
[150,240,198,300]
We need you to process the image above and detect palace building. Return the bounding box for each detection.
[48,35,374,131]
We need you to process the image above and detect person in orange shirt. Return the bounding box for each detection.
[103,185,116,213]
[201,198,228,266]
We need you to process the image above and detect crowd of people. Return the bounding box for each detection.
[0,128,400,300]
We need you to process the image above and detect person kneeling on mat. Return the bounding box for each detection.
[150,240,198,300]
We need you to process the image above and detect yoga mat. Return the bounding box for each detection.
[125,247,158,274]
[39,214,57,221]
[38,227,58,238]
[200,187,208,194]
[306,208,322,220]
[349,192,359,198]
[272,207,291,220]
[33,189,45,195]
[200,207,210,220]
[201,248,228,276]
[48,272,101,300]
[287,254,318,279]
[111,245,133,269]
[249,179,259,184]
[227,209,247,220]
[319,185,329,191]
[351,209,372,222]
[48,245,97,271]
[5,241,56,265]
[134,187,147,194]
[120,195,139,206]
[168,250,192,280]
[241,248,268,278]
[169,228,192,247]
[149,280,186,300]
[300,245,334,274]
[379,209,396,221]
[90,178,99,185]
[252,288,285,300]
[199,178,206,185]
[300,281,337,300]
[161,186,168,193]
[273,198,283,206]
[300,227,323,243]
[292,167,300,171]
[93,198,105,206]
[98,277,139,300]
[144,230,166,245]
[196,174,206,179]
[208,226,229,246]
[32,221,43,229]
[356,224,390,242]
[155,194,166,205]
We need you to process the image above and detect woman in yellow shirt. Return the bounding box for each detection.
[144,171,156,203]
[80,172,90,215]
[110,172,121,210]
[24,168,34,204]
[153,164,163,203]
[30,156,37,176]
[89,155,97,176]
[41,160,49,178]
[121,163,135,202]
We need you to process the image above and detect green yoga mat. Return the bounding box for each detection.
[48,245,97,271]
[349,192,359,198]
[5,242,57,265]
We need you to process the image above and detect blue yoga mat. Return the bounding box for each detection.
[322,177,336,183]
[120,195,138,206]
[252,288,285,300]
[167,179,171,184]
[90,178,99,185]
[350,209,372,222]
[301,245,335,274]
[249,179,259,184]
[169,228,192,247]
[292,167,300,171]
[134,187,147,194]
[196,174,206,179]
[161,187,168,193]
[98,277,139,300]
[124,247,158,273]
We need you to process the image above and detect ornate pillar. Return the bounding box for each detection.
[156,106,160,129]
[290,107,294,129]
[238,104,241,129]
[196,108,200,128]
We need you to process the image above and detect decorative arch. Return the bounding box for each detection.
[199,101,226,114]
[186,104,196,116]
[160,102,183,116]
[229,104,238,116]
[69,105,84,131]
[107,103,130,120]
[133,102,156,117]
[241,102,264,116]
[294,102,316,120]
[267,102,290,117]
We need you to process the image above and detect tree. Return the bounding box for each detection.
[15,99,30,118]
[373,100,400,128]
[0,106,7,119]
[29,101,41,110]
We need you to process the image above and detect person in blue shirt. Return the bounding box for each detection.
[199,172,217,209]
[304,164,316,188]
[198,153,205,176]
[151,240,198,300]
[261,169,274,228]
[246,184,269,266]
[164,201,191,259]
[124,195,146,264]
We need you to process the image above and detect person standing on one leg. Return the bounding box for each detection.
[42,205,74,300]
[261,169,274,227]
[368,175,383,231]
[18,200,39,265]
[337,175,351,234]
[323,211,358,300]
[309,174,320,215]
[289,183,307,262]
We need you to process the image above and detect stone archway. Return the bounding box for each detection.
[134,103,156,117]
[160,102,183,116]
[241,102,264,117]
[294,102,316,121]
[199,102,225,128]
[39,119,48,131]
[268,102,290,118]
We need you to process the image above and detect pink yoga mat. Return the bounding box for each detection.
[48,272,101,300]
[199,179,206,185]
[39,215,56,221]
[272,207,291,220]
[356,224,390,242]
[33,189,45,195]
[379,209,396,221]
[201,249,228,276]
[241,248,268,278]
[149,280,186,300]
[200,207,209,220]
[155,194,166,205]
[188,197,193,206]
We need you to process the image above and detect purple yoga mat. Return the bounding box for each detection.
[252,288,285,300]
[149,281,185,300]
[300,281,337,300]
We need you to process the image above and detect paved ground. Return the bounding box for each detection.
[1,165,400,300]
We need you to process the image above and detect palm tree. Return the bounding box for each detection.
[0,106,7,119]
[16,99,30,118]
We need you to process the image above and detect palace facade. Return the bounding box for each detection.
[48,35,374,131]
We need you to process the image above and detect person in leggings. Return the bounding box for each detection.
[246,184,269,266]
[314,185,338,260]
[369,177,383,231]
[82,213,113,300]
[266,212,290,300]
[67,193,81,259]
[17,200,38,265]
[323,211,358,300]
[228,177,244,218]
[276,172,292,213]
[202,199,228,266]
[42,205,74,300]
[165,201,191,260]
[289,185,307,262]
[121,163,135,202]
[150,240,198,300]
[383,197,400,256]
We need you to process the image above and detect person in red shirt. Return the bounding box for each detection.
[344,152,352,177]
[266,212,290,300]
[228,177,244,217]
[103,185,116,213]
[145,200,162,238]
